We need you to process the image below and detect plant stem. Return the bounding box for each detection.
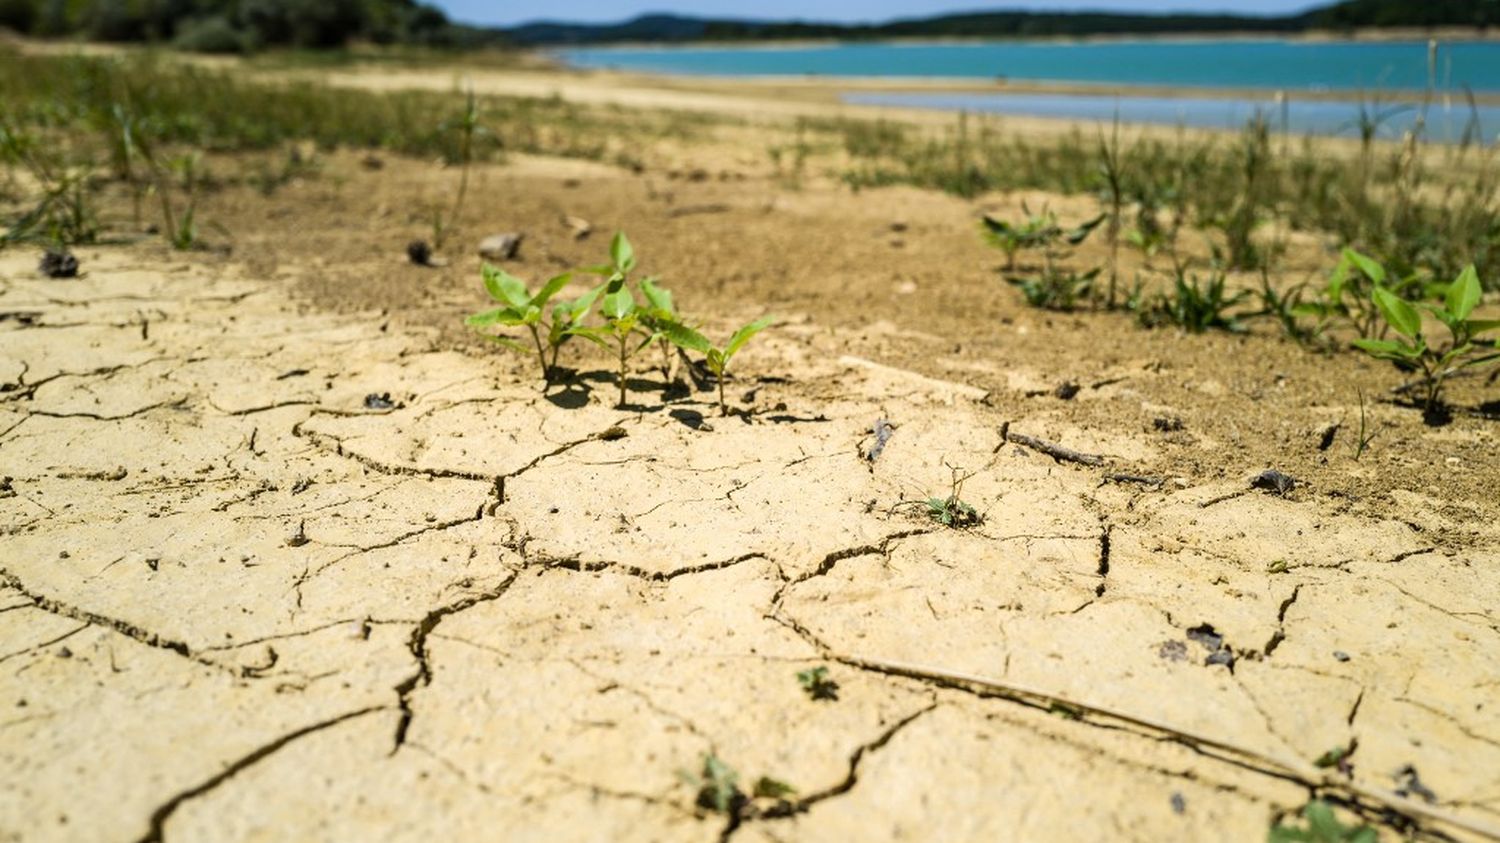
[617,336,628,408]
[718,374,726,417]
[528,325,549,386]
[440,129,471,251]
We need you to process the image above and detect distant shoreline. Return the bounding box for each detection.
[548,26,1500,52]
[548,34,1500,106]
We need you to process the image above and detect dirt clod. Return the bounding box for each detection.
[478,232,524,261]
[39,249,79,279]
[1251,469,1297,496]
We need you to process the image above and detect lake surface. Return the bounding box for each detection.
[559,40,1500,93]
[843,91,1500,143]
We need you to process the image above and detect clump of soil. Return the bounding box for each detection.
[39,249,79,278]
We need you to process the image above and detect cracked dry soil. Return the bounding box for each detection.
[2,222,1499,841]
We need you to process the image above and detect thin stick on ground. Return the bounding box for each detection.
[828,653,1500,842]
[999,422,1107,467]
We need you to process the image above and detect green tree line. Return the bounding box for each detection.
[0,0,492,51]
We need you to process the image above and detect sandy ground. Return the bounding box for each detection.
[3,62,1500,843]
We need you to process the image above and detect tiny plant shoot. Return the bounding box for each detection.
[1267,800,1376,843]
[1352,265,1499,418]
[925,464,981,528]
[568,233,661,408]
[796,666,839,701]
[638,276,681,380]
[466,264,578,384]
[434,86,483,252]
[663,316,775,417]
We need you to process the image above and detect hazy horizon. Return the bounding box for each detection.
[439,1,1326,28]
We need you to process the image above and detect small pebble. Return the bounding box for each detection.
[1334,651,1351,662]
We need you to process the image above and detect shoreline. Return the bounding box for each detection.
[561,67,1500,107]
[545,26,1500,52]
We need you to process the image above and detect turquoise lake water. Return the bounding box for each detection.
[560,41,1500,142]
[559,40,1500,92]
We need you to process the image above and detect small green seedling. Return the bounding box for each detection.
[1136,266,1250,333]
[434,87,484,251]
[1009,265,1101,312]
[466,264,581,384]
[567,284,660,408]
[1352,388,1377,460]
[1267,800,1376,843]
[1313,742,1355,771]
[899,464,981,529]
[981,207,1103,270]
[638,276,682,380]
[679,755,795,819]
[663,316,775,417]
[796,666,839,701]
[1352,265,1500,418]
[165,152,202,250]
[680,754,743,816]
[1295,248,1431,341]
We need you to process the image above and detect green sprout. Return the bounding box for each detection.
[680,754,744,816]
[663,316,774,417]
[981,207,1103,271]
[638,276,681,381]
[678,755,795,818]
[904,464,982,529]
[1267,800,1376,843]
[567,283,660,409]
[434,86,484,251]
[1135,265,1250,333]
[466,264,580,385]
[796,666,839,701]
[1352,264,1499,418]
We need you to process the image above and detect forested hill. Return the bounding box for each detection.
[0,0,494,50]
[0,0,1494,51]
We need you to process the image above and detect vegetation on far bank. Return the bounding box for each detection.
[0,0,500,52]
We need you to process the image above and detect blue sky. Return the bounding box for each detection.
[439,1,1323,27]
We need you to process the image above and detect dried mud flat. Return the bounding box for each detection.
[2,245,1498,843]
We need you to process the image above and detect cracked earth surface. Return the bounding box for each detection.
[2,244,1499,843]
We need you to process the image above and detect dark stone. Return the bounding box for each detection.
[1251,469,1297,496]
[39,250,79,279]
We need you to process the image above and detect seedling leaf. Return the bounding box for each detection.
[662,321,713,355]
[752,777,796,800]
[639,276,675,314]
[610,231,636,273]
[465,306,524,327]
[1372,287,1421,339]
[1268,800,1377,843]
[531,272,572,308]
[482,264,530,308]
[724,316,774,362]
[1342,248,1386,285]
[1351,338,1421,359]
[1446,265,1482,322]
[601,288,636,321]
